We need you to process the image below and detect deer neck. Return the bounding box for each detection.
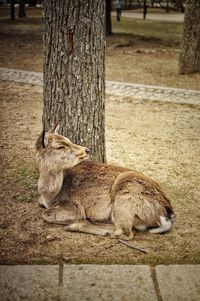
[38,168,64,208]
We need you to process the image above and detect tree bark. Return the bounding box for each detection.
[106,0,112,36]
[19,0,26,18]
[42,0,106,163]
[179,0,200,74]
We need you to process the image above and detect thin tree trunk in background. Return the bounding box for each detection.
[179,0,200,74]
[28,0,37,6]
[166,0,170,13]
[106,0,112,36]
[43,0,106,163]
[10,0,15,20]
[176,0,185,12]
[19,0,26,18]
[143,0,147,19]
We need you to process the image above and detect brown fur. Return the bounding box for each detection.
[36,127,174,240]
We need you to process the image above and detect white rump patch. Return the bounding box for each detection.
[149,216,172,234]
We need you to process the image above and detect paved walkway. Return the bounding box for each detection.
[0,264,200,300]
[0,67,200,105]
[112,11,184,22]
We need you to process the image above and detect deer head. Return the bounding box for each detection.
[35,124,90,208]
[36,124,90,172]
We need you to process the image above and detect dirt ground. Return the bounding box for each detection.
[0,81,200,265]
[0,10,200,264]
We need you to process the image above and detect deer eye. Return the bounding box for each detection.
[57,146,65,150]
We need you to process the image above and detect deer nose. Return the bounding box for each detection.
[85,148,90,154]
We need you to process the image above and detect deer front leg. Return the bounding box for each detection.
[38,194,55,209]
[42,202,83,224]
[64,220,115,237]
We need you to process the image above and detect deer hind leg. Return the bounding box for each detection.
[111,194,136,241]
[42,203,83,224]
[64,220,115,237]
[111,221,135,241]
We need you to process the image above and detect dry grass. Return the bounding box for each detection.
[111,16,183,43]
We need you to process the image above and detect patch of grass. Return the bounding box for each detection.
[70,256,200,265]
[2,164,39,203]
[15,166,39,203]
[111,16,183,45]
[124,8,181,14]
[2,254,199,265]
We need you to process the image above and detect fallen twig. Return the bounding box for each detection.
[118,239,148,254]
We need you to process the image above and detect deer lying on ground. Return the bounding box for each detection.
[35,125,175,240]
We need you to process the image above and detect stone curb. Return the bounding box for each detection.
[0,264,200,301]
[0,67,200,105]
[106,81,200,105]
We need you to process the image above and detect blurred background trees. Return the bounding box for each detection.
[2,1,199,77]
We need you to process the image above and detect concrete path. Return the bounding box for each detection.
[112,11,184,22]
[0,67,200,105]
[0,264,200,301]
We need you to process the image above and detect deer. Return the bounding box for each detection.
[35,124,175,241]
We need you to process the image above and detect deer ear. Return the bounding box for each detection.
[36,130,46,151]
[54,124,60,135]
[48,123,60,134]
[44,132,49,147]
[44,123,59,147]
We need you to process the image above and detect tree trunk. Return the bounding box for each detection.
[179,0,200,74]
[143,0,147,19]
[166,0,170,13]
[177,0,185,12]
[10,0,15,20]
[106,0,112,36]
[19,0,26,18]
[43,0,106,163]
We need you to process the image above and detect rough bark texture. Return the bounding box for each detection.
[179,0,200,74]
[106,0,112,36]
[42,0,106,162]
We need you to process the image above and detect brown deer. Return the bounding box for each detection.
[36,125,175,240]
